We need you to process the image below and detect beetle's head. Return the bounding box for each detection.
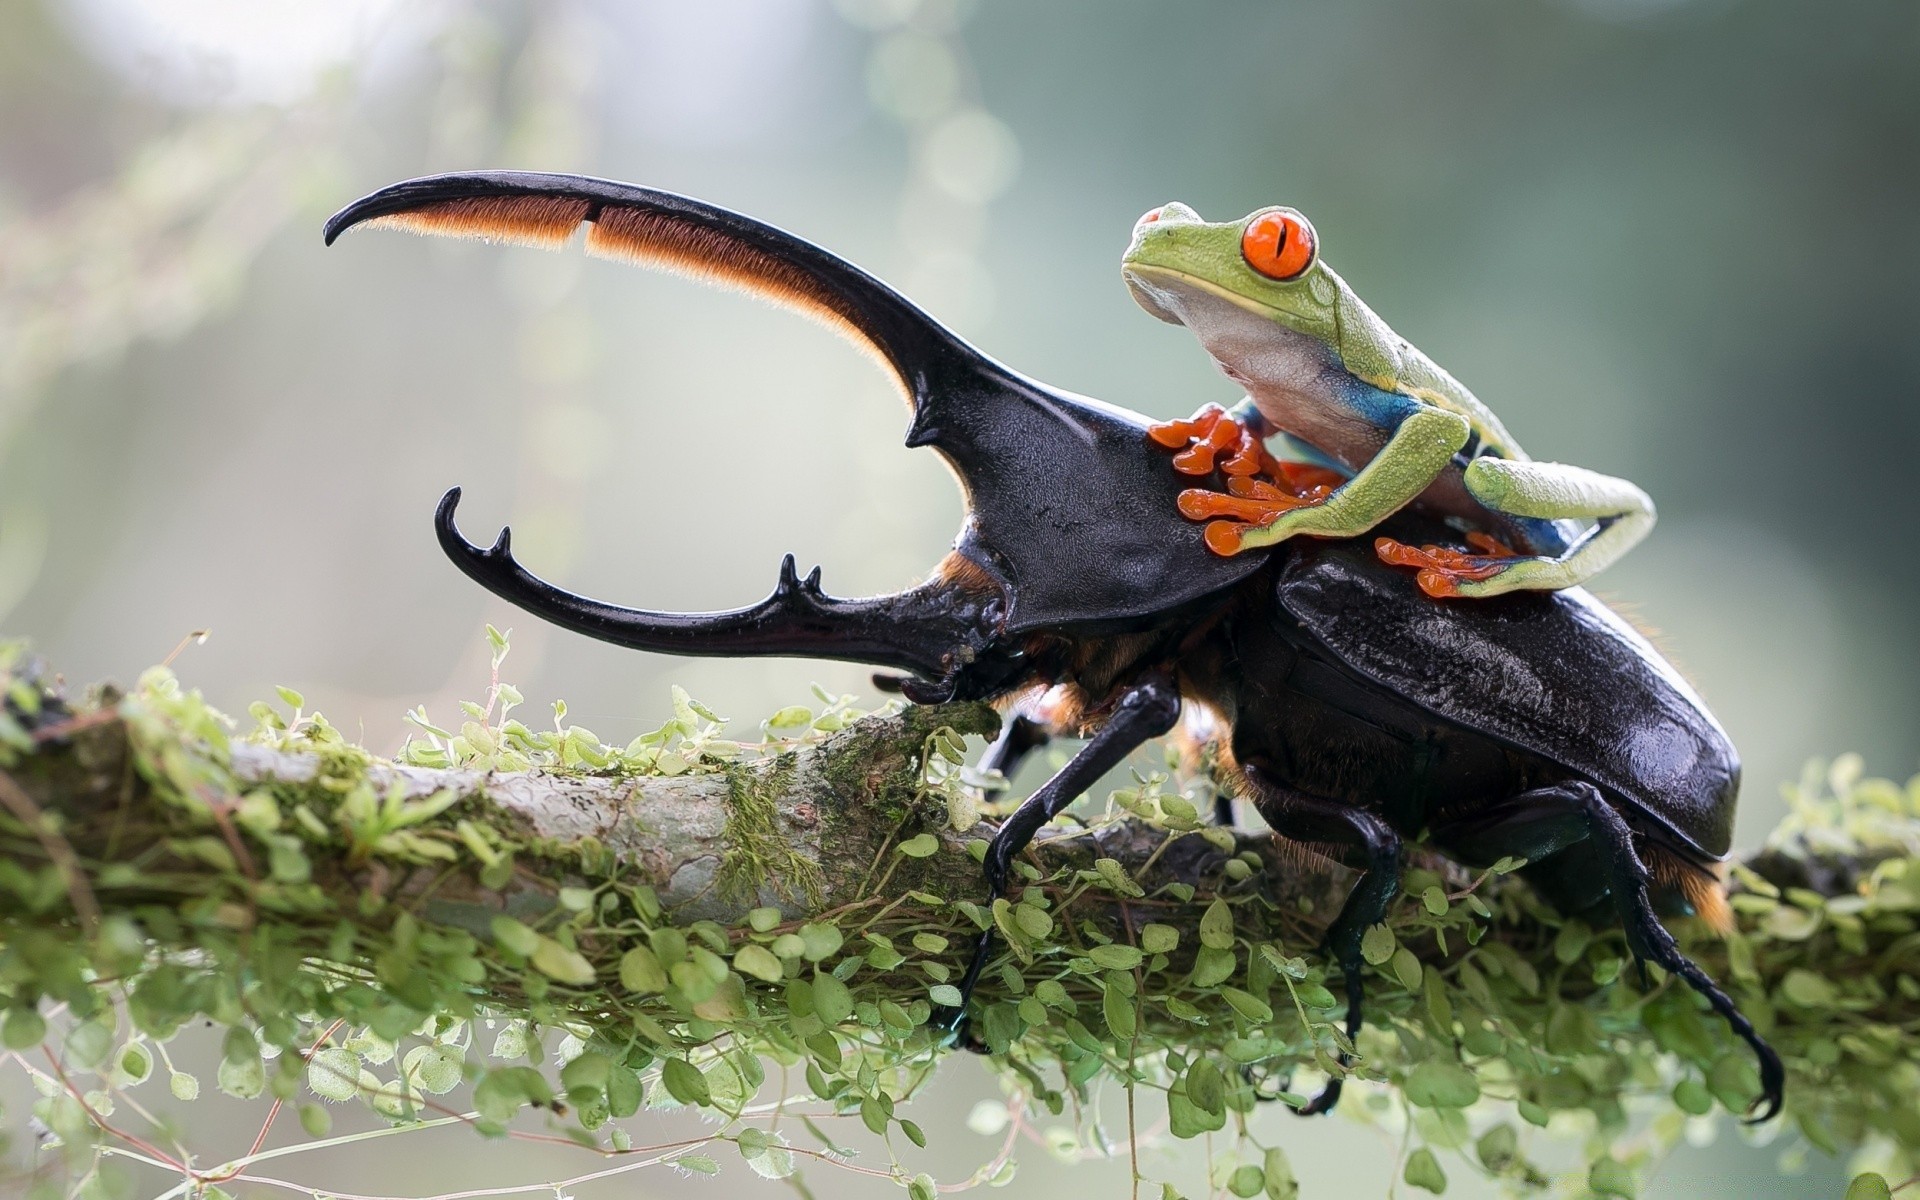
[328,172,1268,698]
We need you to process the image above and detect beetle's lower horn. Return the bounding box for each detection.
[434,487,989,683]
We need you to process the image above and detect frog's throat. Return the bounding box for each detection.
[1122,262,1335,350]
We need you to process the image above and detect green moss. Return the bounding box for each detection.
[3,639,1919,1198]
[718,756,821,907]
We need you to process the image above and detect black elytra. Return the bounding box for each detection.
[326,172,1783,1122]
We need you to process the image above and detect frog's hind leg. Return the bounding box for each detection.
[1383,458,1654,598]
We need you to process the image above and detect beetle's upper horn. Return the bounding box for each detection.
[434,489,991,684]
[323,170,987,421]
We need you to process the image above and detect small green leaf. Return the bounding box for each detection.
[1763,904,1821,941]
[1779,968,1837,1008]
[1588,1156,1637,1199]
[67,1020,113,1069]
[1553,920,1593,964]
[1220,987,1273,1023]
[1227,1165,1266,1198]
[733,944,784,984]
[297,1102,331,1138]
[1102,982,1137,1041]
[1014,903,1053,941]
[1167,1076,1226,1138]
[1141,923,1180,954]
[489,915,539,957]
[2,1008,45,1050]
[1199,899,1235,950]
[1360,923,1396,966]
[928,984,963,1007]
[661,1058,711,1107]
[531,938,596,985]
[799,923,844,962]
[896,833,940,858]
[1422,970,1453,1031]
[1404,1059,1480,1109]
[1088,944,1144,971]
[1403,1148,1447,1194]
[765,705,813,731]
[1707,1053,1761,1113]
[1672,1077,1712,1115]
[1421,885,1448,916]
[169,1071,200,1101]
[1847,1173,1894,1200]
[1262,1147,1298,1200]
[1475,1123,1517,1171]
[1186,1057,1226,1116]
[217,1054,266,1100]
[619,946,668,994]
[1189,945,1236,989]
[744,1131,795,1179]
[812,971,854,1025]
[1391,945,1424,991]
[307,1048,360,1102]
[560,1049,610,1100]
[747,906,782,932]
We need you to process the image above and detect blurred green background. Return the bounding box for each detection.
[2,0,1914,1196]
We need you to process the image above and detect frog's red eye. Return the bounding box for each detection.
[1139,209,1161,224]
[1240,210,1316,281]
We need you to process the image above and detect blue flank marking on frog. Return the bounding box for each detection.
[1331,375,1577,558]
[1337,374,1424,430]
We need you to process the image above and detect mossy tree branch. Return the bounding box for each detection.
[3,651,1920,1195]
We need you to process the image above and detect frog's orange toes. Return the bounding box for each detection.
[1178,488,1311,523]
[1204,521,1248,556]
[1275,462,1347,499]
[1220,427,1265,476]
[1146,403,1227,449]
[1374,536,1521,598]
[1150,405,1254,476]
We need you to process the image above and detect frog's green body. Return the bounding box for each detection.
[1122,203,1654,598]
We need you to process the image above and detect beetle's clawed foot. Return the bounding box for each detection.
[1293,1077,1343,1117]
[1744,1048,1787,1125]
[1374,532,1529,598]
[1149,405,1344,557]
[933,1007,988,1054]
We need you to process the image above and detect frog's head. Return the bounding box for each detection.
[1123,203,1347,381]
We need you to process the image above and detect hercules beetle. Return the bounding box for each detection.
[324,172,1783,1120]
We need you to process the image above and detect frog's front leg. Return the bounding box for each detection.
[1215,405,1471,553]
[1386,459,1654,598]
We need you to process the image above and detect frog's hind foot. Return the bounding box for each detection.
[1375,532,1536,598]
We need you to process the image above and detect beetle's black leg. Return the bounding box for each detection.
[979,713,1053,785]
[1241,767,1402,1117]
[1432,782,1784,1122]
[940,673,1181,1041]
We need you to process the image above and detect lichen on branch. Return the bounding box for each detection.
[2,637,1919,1198]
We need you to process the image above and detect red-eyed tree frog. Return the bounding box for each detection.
[1123,203,1654,599]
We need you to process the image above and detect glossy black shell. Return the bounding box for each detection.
[1273,534,1740,862]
